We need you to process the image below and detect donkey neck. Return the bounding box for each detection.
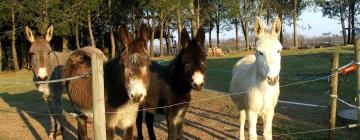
[167,53,192,94]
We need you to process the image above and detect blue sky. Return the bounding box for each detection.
[208,9,342,40]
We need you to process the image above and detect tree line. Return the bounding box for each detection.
[0,0,358,71]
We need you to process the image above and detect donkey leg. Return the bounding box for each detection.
[52,90,64,137]
[76,114,90,140]
[166,114,177,140]
[247,110,258,140]
[123,125,135,140]
[262,110,274,140]
[239,109,246,140]
[145,112,156,140]
[136,111,144,140]
[175,110,187,140]
[43,94,57,139]
[106,126,115,140]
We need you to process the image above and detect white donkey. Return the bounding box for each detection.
[229,16,282,140]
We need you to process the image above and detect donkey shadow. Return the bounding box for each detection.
[0,91,77,139]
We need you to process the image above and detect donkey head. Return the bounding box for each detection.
[25,25,54,81]
[254,17,282,86]
[119,23,151,102]
[180,27,207,91]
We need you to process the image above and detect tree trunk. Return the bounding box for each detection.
[159,11,164,57]
[62,37,69,52]
[150,14,156,57]
[350,0,355,44]
[244,0,250,50]
[166,27,171,55]
[0,42,2,72]
[293,0,298,49]
[216,4,220,48]
[347,5,351,44]
[75,24,80,49]
[235,18,240,50]
[131,6,137,38]
[176,9,182,53]
[339,0,346,45]
[108,0,116,58]
[88,13,96,47]
[257,0,264,17]
[189,0,198,37]
[209,26,212,49]
[12,6,19,71]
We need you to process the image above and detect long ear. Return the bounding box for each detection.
[195,26,205,47]
[271,17,281,37]
[25,26,35,43]
[119,24,133,50]
[45,24,54,42]
[139,23,149,42]
[181,28,190,49]
[254,16,265,39]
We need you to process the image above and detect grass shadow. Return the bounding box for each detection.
[0,91,77,139]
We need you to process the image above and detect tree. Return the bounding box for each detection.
[11,0,19,70]
[223,0,241,50]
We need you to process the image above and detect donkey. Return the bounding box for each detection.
[136,27,206,140]
[62,23,151,140]
[25,25,69,138]
[229,17,282,140]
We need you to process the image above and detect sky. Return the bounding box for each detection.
[152,9,344,48]
[210,9,343,40]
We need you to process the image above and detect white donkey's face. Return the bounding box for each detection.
[254,17,282,86]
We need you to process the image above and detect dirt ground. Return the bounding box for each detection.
[0,90,358,140]
[0,70,358,140]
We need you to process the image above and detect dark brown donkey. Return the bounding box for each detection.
[136,27,207,140]
[25,25,68,138]
[62,23,151,140]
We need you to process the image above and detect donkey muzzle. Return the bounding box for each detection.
[192,82,204,91]
[267,75,279,86]
[130,94,143,103]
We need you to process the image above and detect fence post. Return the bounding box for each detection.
[329,46,339,140]
[355,38,360,128]
[91,53,106,140]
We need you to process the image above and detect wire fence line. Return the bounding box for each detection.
[0,56,358,137]
[273,123,360,137]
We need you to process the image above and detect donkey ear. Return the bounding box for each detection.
[181,28,190,49]
[119,24,133,50]
[25,26,35,43]
[139,23,149,42]
[254,16,265,39]
[45,24,54,42]
[271,16,281,37]
[195,26,205,47]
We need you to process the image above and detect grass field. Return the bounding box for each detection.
[0,46,359,139]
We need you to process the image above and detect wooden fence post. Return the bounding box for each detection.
[355,38,360,128]
[329,46,339,140]
[91,53,106,140]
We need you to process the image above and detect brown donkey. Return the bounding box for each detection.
[62,23,151,140]
[25,25,68,138]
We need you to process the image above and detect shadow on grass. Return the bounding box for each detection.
[0,91,77,140]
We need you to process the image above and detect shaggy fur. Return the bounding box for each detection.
[136,27,207,140]
[63,24,151,140]
[229,17,282,140]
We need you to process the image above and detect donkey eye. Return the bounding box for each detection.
[277,50,281,53]
[257,51,263,55]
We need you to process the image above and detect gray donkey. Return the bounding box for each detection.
[25,25,69,139]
